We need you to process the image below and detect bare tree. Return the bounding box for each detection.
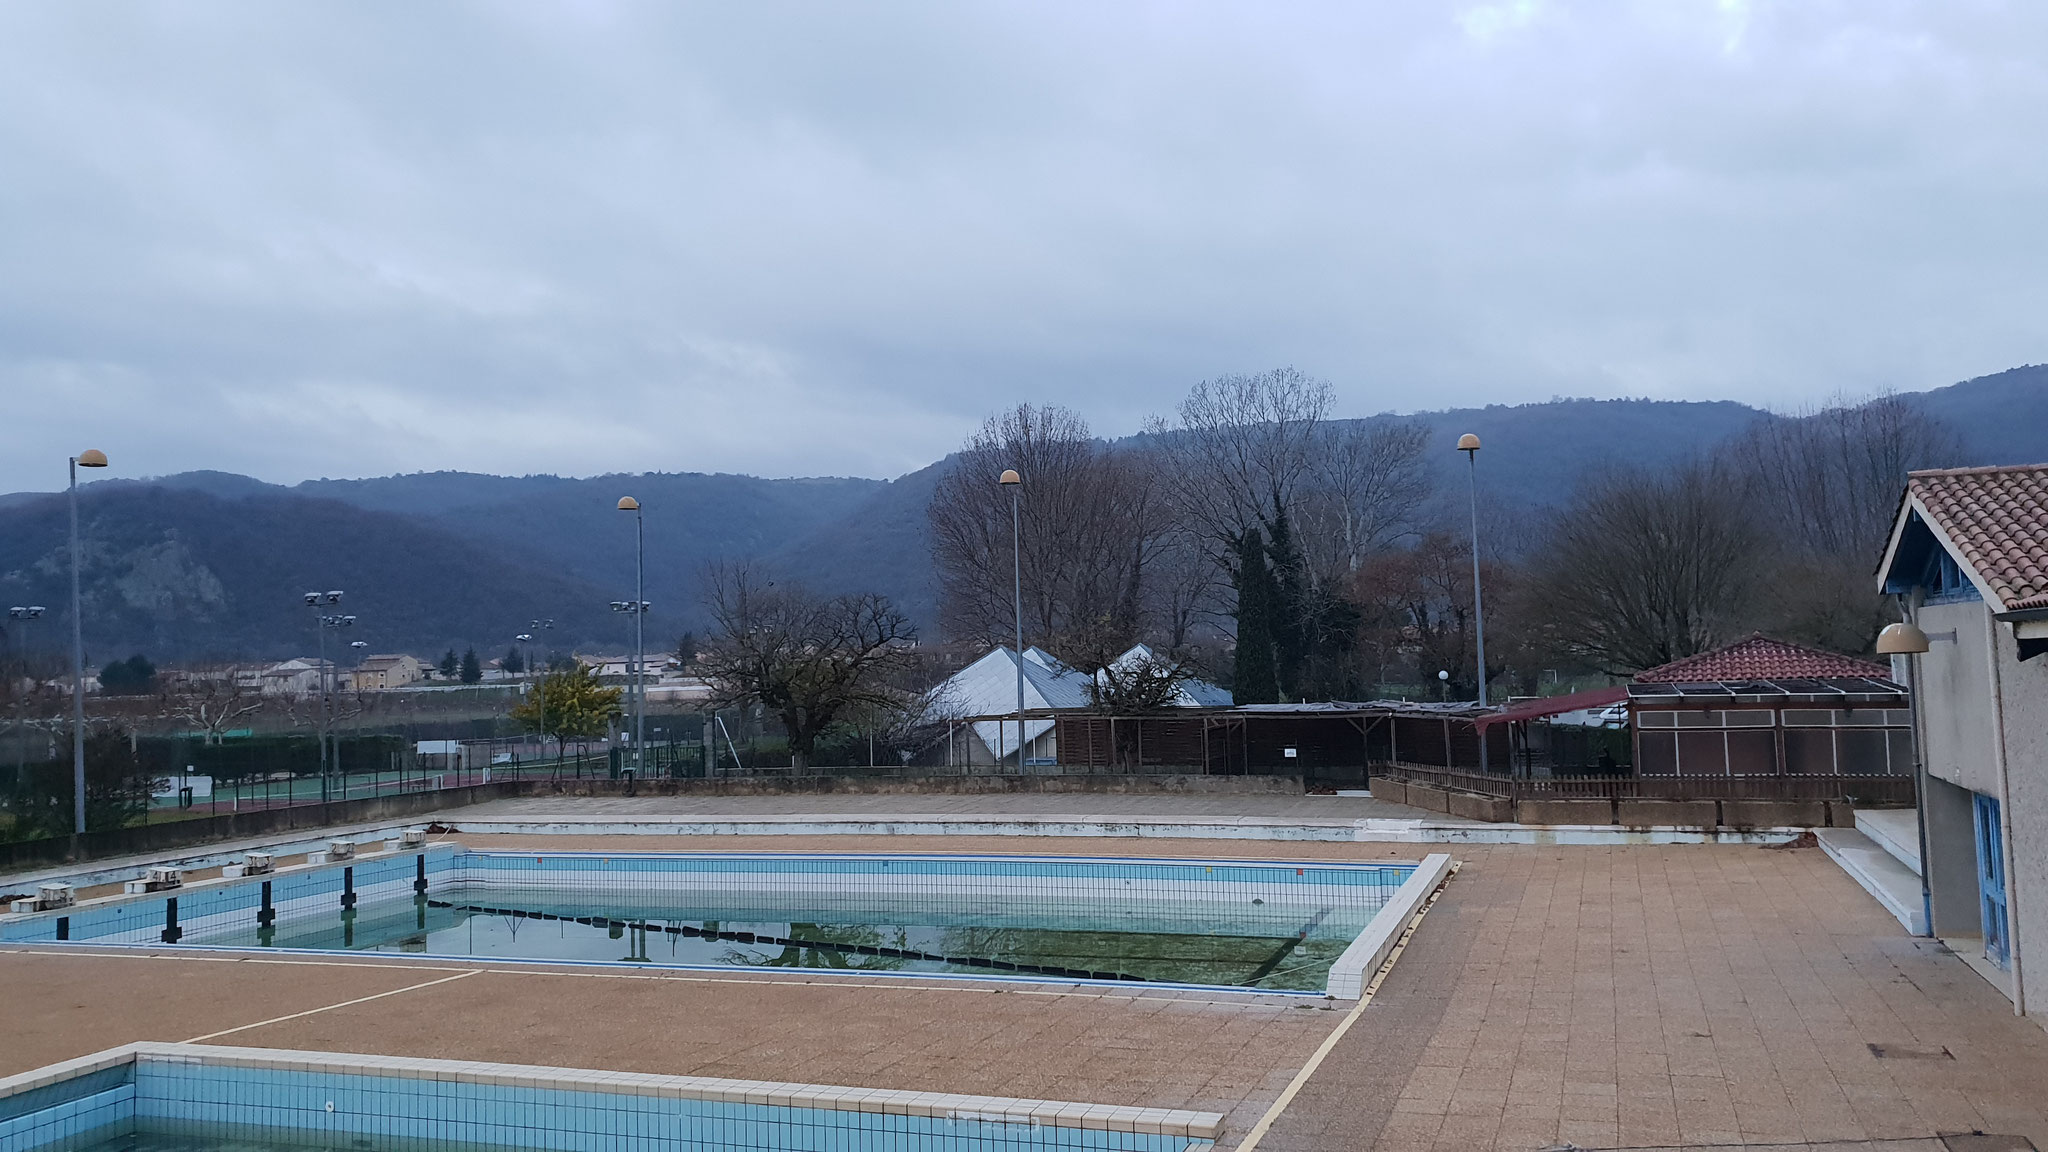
[698,563,918,770]
[1735,392,1962,652]
[1353,531,1518,699]
[1520,459,1765,675]
[1738,392,1962,562]
[1088,651,1198,715]
[1297,418,1434,585]
[928,404,1161,666]
[1152,367,1334,553]
[157,664,266,744]
[1146,530,1226,652]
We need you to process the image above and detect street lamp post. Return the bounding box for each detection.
[68,448,108,840]
[1457,434,1490,774]
[7,605,45,790]
[999,469,1024,772]
[616,497,646,777]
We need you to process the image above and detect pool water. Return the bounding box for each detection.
[194,891,1360,991]
[7,851,1410,996]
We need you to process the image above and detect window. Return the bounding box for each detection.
[1726,730,1777,775]
[1676,731,1729,774]
[1784,729,1837,774]
[1638,731,1678,775]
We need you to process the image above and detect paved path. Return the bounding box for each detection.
[7,831,2043,1150]
[1259,842,2048,1152]
[454,790,1462,821]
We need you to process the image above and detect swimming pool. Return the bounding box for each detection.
[1,847,1440,998]
[0,1043,1222,1152]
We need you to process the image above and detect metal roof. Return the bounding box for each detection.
[1474,686,1629,731]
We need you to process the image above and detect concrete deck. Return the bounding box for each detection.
[452,790,1466,821]
[4,829,2045,1150]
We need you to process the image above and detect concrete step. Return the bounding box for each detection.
[1816,827,1927,935]
[1854,808,1922,876]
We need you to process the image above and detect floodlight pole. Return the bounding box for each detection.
[617,498,645,778]
[8,607,43,791]
[634,514,645,777]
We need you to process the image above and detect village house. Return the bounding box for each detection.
[349,653,424,691]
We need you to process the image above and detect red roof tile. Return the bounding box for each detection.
[1905,464,2048,611]
[1633,634,1889,684]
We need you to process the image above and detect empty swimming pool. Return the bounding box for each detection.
[2,850,1421,996]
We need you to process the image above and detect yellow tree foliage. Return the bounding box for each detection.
[510,664,623,756]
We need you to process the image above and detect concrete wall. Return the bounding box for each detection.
[1923,776,1984,939]
[1990,611,2048,1020]
[1917,600,2003,796]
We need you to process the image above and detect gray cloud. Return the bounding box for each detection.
[2,0,2043,491]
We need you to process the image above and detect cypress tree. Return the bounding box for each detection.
[1266,508,1308,701]
[1231,528,1280,704]
[459,647,483,684]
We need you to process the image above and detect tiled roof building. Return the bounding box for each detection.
[1633,633,1890,684]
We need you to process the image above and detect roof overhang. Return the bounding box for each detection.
[1875,490,2008,608]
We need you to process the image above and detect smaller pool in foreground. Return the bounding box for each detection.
[0,1044,1220,1152]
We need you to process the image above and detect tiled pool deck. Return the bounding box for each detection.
[5,819,2047,1150]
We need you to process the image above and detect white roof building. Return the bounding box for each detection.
[929,644,1230,763]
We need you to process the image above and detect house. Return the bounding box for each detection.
[925,645,1231,765]
[1877,463,2048,1022]
[1627,634,1913,780]
[256,658,333,698]
[350,654,424,692]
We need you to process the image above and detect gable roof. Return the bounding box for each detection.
[1879,464,2048,612]
[1633,633,1889,684]
[931,644,1232,720]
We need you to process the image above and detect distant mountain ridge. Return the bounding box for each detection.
[3,364,2043,659]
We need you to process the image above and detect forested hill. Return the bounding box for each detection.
[3,364,2044,660]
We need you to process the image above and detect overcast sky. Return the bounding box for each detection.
[2,1,2043,492]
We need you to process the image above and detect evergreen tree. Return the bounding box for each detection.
[1266,508,1308,700]
[502,647,525,675]
[439,649,459,679]
[99,654,157,696]
[1230,528,1280,704]
[459,647,483,684]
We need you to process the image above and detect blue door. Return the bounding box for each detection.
[1974,793,2010,970]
